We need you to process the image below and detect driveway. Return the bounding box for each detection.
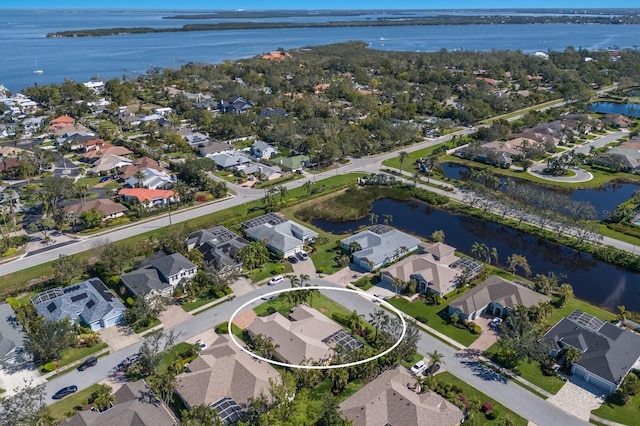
[547,376,605,421]
[0,363,45,396]
[326,265,369,287]
[158,304,192,329]
[467,314,500,352]
[98,324,142,352]
[292,257,317,279]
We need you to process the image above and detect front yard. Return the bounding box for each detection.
[591,392,640,425]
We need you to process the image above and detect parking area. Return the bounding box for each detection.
[98,324,142,352]
[467,314,500,352]
[158,304,192,329]
[547,376,604,421]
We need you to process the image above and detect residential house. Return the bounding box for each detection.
[210,152,252,170]
[185,226,249,275]
[275,154,310,171]
[83,80,105,94]
[120,253,197,299]
[380,242,478,296]
[153,107,173,116]
[48,115,75,131]
[30,278,126,331]
[242,213,318,258]
[52,124,93,139]
[543,310,640,394]
[118,188,176,208]
[61,379,178,426]
[21,116,47,133]
[174,334,281,422]
[448,275,550,321]
[247,305,361,365]
[125,167,175,190]
[340,225,421,272]
[592,138,640,172]
[258,107,287,118]
[0,158,22,177]
[56,133,94,151]
[262,50,291,60]
[0,303,31,367]
[0,146,27,157]
[251,140,278,160]
[63,198,128,222]
[119,157,165,179]
[339,366,464,426]
[198,141,235,158]
[605,113,634,128]
[88,154,133,174]
[82,145,133,162]
[243,162,282,180]
[179,130,210,146]
[218,96,254,114]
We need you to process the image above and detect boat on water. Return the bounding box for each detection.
[33,60,43,74]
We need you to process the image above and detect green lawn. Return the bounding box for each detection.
[307,377,364,422]
[249,261,293,283]
[253,292,357,322]
[42,343,108,373]
[592,392,640,425]
[48,384,103,423]
[158,342,194,374]
[435,372,528,425]
[483,345,566,395]
[381,143,447,171]
[387,296,479,347]
[546,298,616,329]
[181,294,227,312]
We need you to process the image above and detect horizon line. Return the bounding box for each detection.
[2,7,639,10]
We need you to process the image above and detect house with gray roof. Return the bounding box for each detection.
[211,152,252,170]
[0,303,31,367]
[242,213,318,258]
[120,253,197,299]
[448,275,550,321]
[341,225,421,272]
[242,162,282,180]
[186,226,249,275]
[543,310,640,394]
[198,141,235,158]
[175,334,280,422]
[247,305,360,365]
[340,365,464,426]
[62,379,178,426]
[31,278,125,331]
[251,140,278,159]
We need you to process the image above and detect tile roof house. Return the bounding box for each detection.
[247,305,351,365]
[61,379,178,426]
[186,226,249,275]
[543,310,640,394]
[340,366,464,426]
[448,275,550,321]
[175,334,281,417]
[63,198,128,221]
[88,154,133,174]
[82,145,133,162]
[380,242,462,296]
[125,167,176,190]
[120,253,197,299]
[341,225,421,272]
[118,188,177,208]
[242,213,318,258]
[119,157,165,179]
[0,303,31,368]
[30,278,126,331]
[251,140,278,159]
[48,115,75,131]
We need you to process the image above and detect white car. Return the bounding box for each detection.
[489,317,503,328]
[196,340,207,350]
[410,360,426,374]
[268,275,284,286]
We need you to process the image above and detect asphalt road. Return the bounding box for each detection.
[44,278,588,425]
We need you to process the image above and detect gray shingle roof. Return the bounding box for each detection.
[243,216,318,255]
[342,228,421,267]
[120,268,169,297]
[448,275,550,316]
[151,253,196,278]
[0,303,27,361]
[31,278,125,327]
[543,311,640,386]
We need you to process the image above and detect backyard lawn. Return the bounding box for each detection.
[387,296,479,347]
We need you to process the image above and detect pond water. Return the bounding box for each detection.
[439,162,639,220]
[312,198,640,312]
[590,102,640,118]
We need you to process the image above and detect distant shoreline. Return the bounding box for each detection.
[46,15,640,38]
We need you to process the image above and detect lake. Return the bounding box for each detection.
[439,162,639,220]
[590,102,640,118]
[312,198,640,312]
[3,9,640,92]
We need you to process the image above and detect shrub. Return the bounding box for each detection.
[472,324,482,335]
[196,195,207,203]
[416,316,429,324]
[43,362,57,373]
[486,409,499,420]
[2,247,17,257]
[126,297,135,307]
[481,402,494,413]
[274,265,285,274]
[316,266,325,274]
[266,306,276,315]
[216,323,229,334]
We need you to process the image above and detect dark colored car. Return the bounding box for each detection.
[424,363,441,376]
[77,356,97,371]
[52,385,78,400]
[99,176,110,183]
[287,255,299,264]
[118,353,140,370]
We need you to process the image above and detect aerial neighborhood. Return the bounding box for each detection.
[2,24,640,426]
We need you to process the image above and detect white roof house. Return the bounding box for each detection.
[242,213,318,258]
[341,225,421,272]
[125,167,176,190]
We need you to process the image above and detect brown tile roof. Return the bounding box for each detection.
[340,366,464,426]
[119,157,164,179]
[118,188,175,203]
[82,145,133,160]
[175,334,280,409]
[63,198,128,216]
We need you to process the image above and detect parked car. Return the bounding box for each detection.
[424,363,441,375]
[287,255,299,264]
[296,251,309,261]
[268,275,284,286]
[410,360,426,374]
[117,353,140,370]
[196,339,207,350]
[489,317,503,329]
[52,385,78,400]
[77,356,98,371]
[99,176,110,183]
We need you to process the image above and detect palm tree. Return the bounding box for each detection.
[427,349,445,368]
[237,240,269,271]
[298,274,310,287]
[392,277,404,295]
[285,274,299,288]
[181,405,224,426]
[303,180,312,195]
[277,185,288,202]
[490,247,499,265]
[368,212,379,226]
[617,305,628,324]
[471,242,489,263]
[563,346,582,369]
[369,308,389,342]
[398,151,409,174]
[134,170,145,188]
[91,384,114,412]
[383,214,393,226]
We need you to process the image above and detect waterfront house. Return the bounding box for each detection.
[242,213,318,259]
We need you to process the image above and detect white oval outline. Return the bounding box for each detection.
[227,285,406,370]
